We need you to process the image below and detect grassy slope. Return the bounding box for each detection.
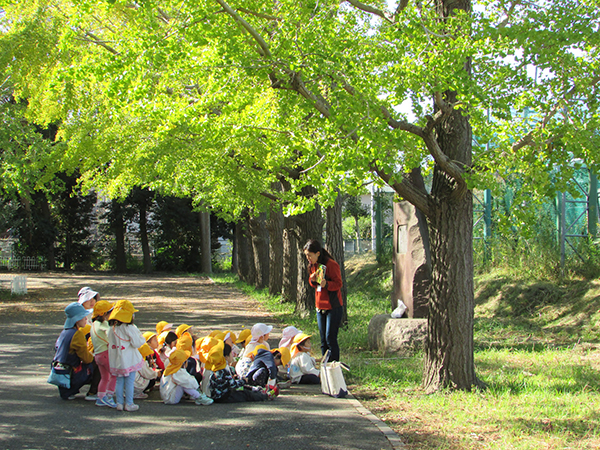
[342,255,600,450]
[217,254,600,449]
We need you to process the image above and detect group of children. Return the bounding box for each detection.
[50,287,321,411]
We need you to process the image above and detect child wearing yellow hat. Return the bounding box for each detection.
[90,300,117,407]
[288,334,320,384]
[159,349,213,405]
[134,342,162,399]
[207,341,275,403]
[108,300,146,412]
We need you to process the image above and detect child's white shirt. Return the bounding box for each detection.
[160,369,199,404]
[289,352,320,383]
[107,323,146,376]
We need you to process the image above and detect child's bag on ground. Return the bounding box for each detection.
[320,350,349,398]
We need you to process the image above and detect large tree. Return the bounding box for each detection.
[2,0,598,391]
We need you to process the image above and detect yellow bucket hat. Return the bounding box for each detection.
[156,320,173,335]
[92,300,114,319]
[157,330,170,347]
[176,324,191,338]
[291,333,312,357]
[163,349,191,377]
[108,300,138,323]
[209,330,222,338]
[273,347,291,366]
[176,332,193,353]
[223,330,236,344]
[143,331,157,342]
[236,329,251,344]
[196,336,219,363]
[204,340,226,372]
[138,343,154,358]
[214,331,226,341]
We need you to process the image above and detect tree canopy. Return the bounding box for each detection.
[1,0,599,391]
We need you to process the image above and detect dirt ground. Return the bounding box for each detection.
[0,272,398,450]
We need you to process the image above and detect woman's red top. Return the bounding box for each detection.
[308,258,343,310]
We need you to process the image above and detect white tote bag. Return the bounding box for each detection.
[320,350,349,398]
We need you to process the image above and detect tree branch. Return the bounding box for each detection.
[215,0,272,57]
[343,0,394,24]
[373,164,431,217]
[512,75,600,152]
[238,7,282,21]
[76,31,119,55]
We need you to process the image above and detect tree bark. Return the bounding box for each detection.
[112,200,127,273]
[422,82,482,391]
[199,210,212,273]
[326,192,348,325]
[134,188,153,274]
[294,186,324,313]
[281,215,297,304]
[138,199,152,274]
[235,217,250,282]
[38,194,56,270]
[267,201,284,296]
[249,212,269,289]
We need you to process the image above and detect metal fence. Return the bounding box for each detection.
[0,256,47,271]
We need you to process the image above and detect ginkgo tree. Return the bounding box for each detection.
[1,0,599,391]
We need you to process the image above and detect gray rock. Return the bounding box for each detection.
[368,314,427,354]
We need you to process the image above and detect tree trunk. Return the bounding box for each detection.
[326,193,348,325]
[267,202,284,296]
[199,210,212,273]
[113,200,127,273]
[422,85,482,392]
[249,212,269,289]
[281,215,297,304]
[234,220,250,282]
[294,186,324,313]
[38,194,56,270]
[138,197,152,274]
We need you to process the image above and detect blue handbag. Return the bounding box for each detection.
[47,363,71,388]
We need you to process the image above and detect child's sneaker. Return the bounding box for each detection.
[124,403,139,412]
[195,394,214,406]
[265,386,279,400]
[96,396,117,408]
[116,403,124,411]
[277,380,292,389]
[133,392,148,399]
[85,393,98,401]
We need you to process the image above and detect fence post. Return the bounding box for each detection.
[484,189,492,262]
[589,170,598,238]
[557,192,566,273]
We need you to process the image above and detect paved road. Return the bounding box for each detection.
[0,273,395,450]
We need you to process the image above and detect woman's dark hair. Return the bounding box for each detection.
[164,331,178,346]
[303,239,333,265]
[223,343,232,357]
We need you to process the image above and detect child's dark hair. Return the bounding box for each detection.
[223,343,232,358]
[164,331,178,347]
[108,318,133,326]
[303,239,333,265]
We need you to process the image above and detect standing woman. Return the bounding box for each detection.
[303,239,343,362]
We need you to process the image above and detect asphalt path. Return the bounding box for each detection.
[0,273,395,450]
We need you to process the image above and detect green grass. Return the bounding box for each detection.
[228,253,600,449]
